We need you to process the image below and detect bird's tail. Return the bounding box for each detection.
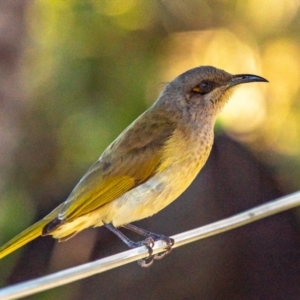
[0,218,50,259]
[0,204,63,260]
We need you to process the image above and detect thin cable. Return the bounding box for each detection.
[0,191,300,300]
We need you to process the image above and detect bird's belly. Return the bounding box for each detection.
[100,149,211,227]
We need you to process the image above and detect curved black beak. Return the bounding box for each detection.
[229,74,268,87]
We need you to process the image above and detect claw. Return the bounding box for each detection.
[159,236,174,254]
[153,252,167,260]
[139,236,175,266]
[138,256,155,268]
[152,237,174,260]
[143,237,155,257]
[138,236,156,267]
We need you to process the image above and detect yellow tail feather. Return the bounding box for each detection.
[0,218,49,260]
[0,204,64,260]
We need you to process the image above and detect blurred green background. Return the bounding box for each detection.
[0,0,300,298]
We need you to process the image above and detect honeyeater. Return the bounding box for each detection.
[0,66,268,266]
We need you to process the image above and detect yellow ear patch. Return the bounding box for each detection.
[192,86,201,93]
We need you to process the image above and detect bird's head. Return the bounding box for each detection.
[157,66,268,123]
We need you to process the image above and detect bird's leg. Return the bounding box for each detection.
[104,223,174,267]
[104,224,155,261]
[123,223,174,252]
[123,223,174,264]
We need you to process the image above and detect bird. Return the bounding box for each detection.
[0,66,268,267]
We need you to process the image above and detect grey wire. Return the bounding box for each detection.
[0,190,300,300]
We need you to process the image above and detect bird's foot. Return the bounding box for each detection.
[141,236,155,256]
[137,234,174,268]
[105,223,175,267]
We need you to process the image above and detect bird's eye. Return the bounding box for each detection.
[192,80,214,95]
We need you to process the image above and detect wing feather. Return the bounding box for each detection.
[58,112,175,221]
